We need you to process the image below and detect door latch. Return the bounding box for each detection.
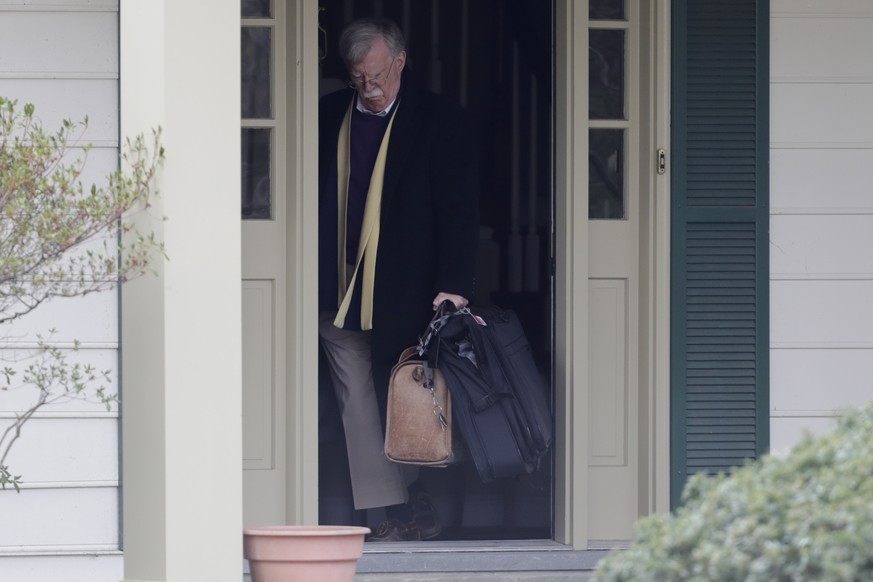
[657,148,666,175]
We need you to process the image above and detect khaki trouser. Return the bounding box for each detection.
[318,311,417,509]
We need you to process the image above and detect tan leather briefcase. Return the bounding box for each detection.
[384,347,454,466]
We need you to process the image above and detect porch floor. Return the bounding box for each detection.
[356,572,592,581]
[245,541,607,581]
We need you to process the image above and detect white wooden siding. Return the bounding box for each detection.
[0,487,118,547]
[771,216,873,276]
[771,149,873,214]
[4,555,122,582]
[0,12,117,74]
[2,415,119,483]
[771,349,873,412]
[3,293,118,345]
[0,2,122,580]
[770,0,873,449]
[0,349,118,412]
[0,0,115,7]
[771,281,873,346]
[0,79,119,144]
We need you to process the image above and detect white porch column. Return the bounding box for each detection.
[119,1,242,581]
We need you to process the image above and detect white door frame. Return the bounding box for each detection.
[553,0,590,548]
[553,0,672,548]
[280,0,321,526]
[648,0,672,520]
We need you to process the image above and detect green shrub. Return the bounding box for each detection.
[593,401,873,582]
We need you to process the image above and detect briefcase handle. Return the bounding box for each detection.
[417,300,456,357]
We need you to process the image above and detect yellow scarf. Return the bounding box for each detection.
[333,100,399,330]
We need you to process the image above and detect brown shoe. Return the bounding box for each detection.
[409,491,442,540]
[367,518,421,542]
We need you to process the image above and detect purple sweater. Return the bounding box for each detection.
[346,107,391,262]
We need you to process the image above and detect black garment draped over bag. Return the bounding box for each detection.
[427,304,554,483]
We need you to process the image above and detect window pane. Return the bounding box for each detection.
[590,0,625,20]
[241,0,271,18]
[589,29,625,120]
[242,27,272,119]
[589,129,624,219]
[242,128,272,220]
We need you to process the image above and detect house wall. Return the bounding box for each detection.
[3,0,873,577]
[770,0,873,451]
[0,1,123,580]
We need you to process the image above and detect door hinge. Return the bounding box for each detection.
[657,148,667,175]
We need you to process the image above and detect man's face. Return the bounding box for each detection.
[348,36,405,113]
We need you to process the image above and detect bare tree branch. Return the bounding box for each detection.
[0,97,163,489]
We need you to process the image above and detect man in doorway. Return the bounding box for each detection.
[318,18,479,541]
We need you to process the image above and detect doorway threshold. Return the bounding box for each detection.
[358,540,611,574]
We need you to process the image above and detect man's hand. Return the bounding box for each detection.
[433,292,468,311]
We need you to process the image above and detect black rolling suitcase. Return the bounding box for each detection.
[427,304,553,482]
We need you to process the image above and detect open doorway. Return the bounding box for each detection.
[315,0,555,541]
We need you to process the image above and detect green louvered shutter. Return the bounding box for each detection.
[670,0,769,508]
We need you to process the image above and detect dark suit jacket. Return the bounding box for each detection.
[319,71,480,378]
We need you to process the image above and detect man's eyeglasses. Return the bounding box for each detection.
[348,57,396,89]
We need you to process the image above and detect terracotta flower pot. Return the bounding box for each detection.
[243,525,371,582]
